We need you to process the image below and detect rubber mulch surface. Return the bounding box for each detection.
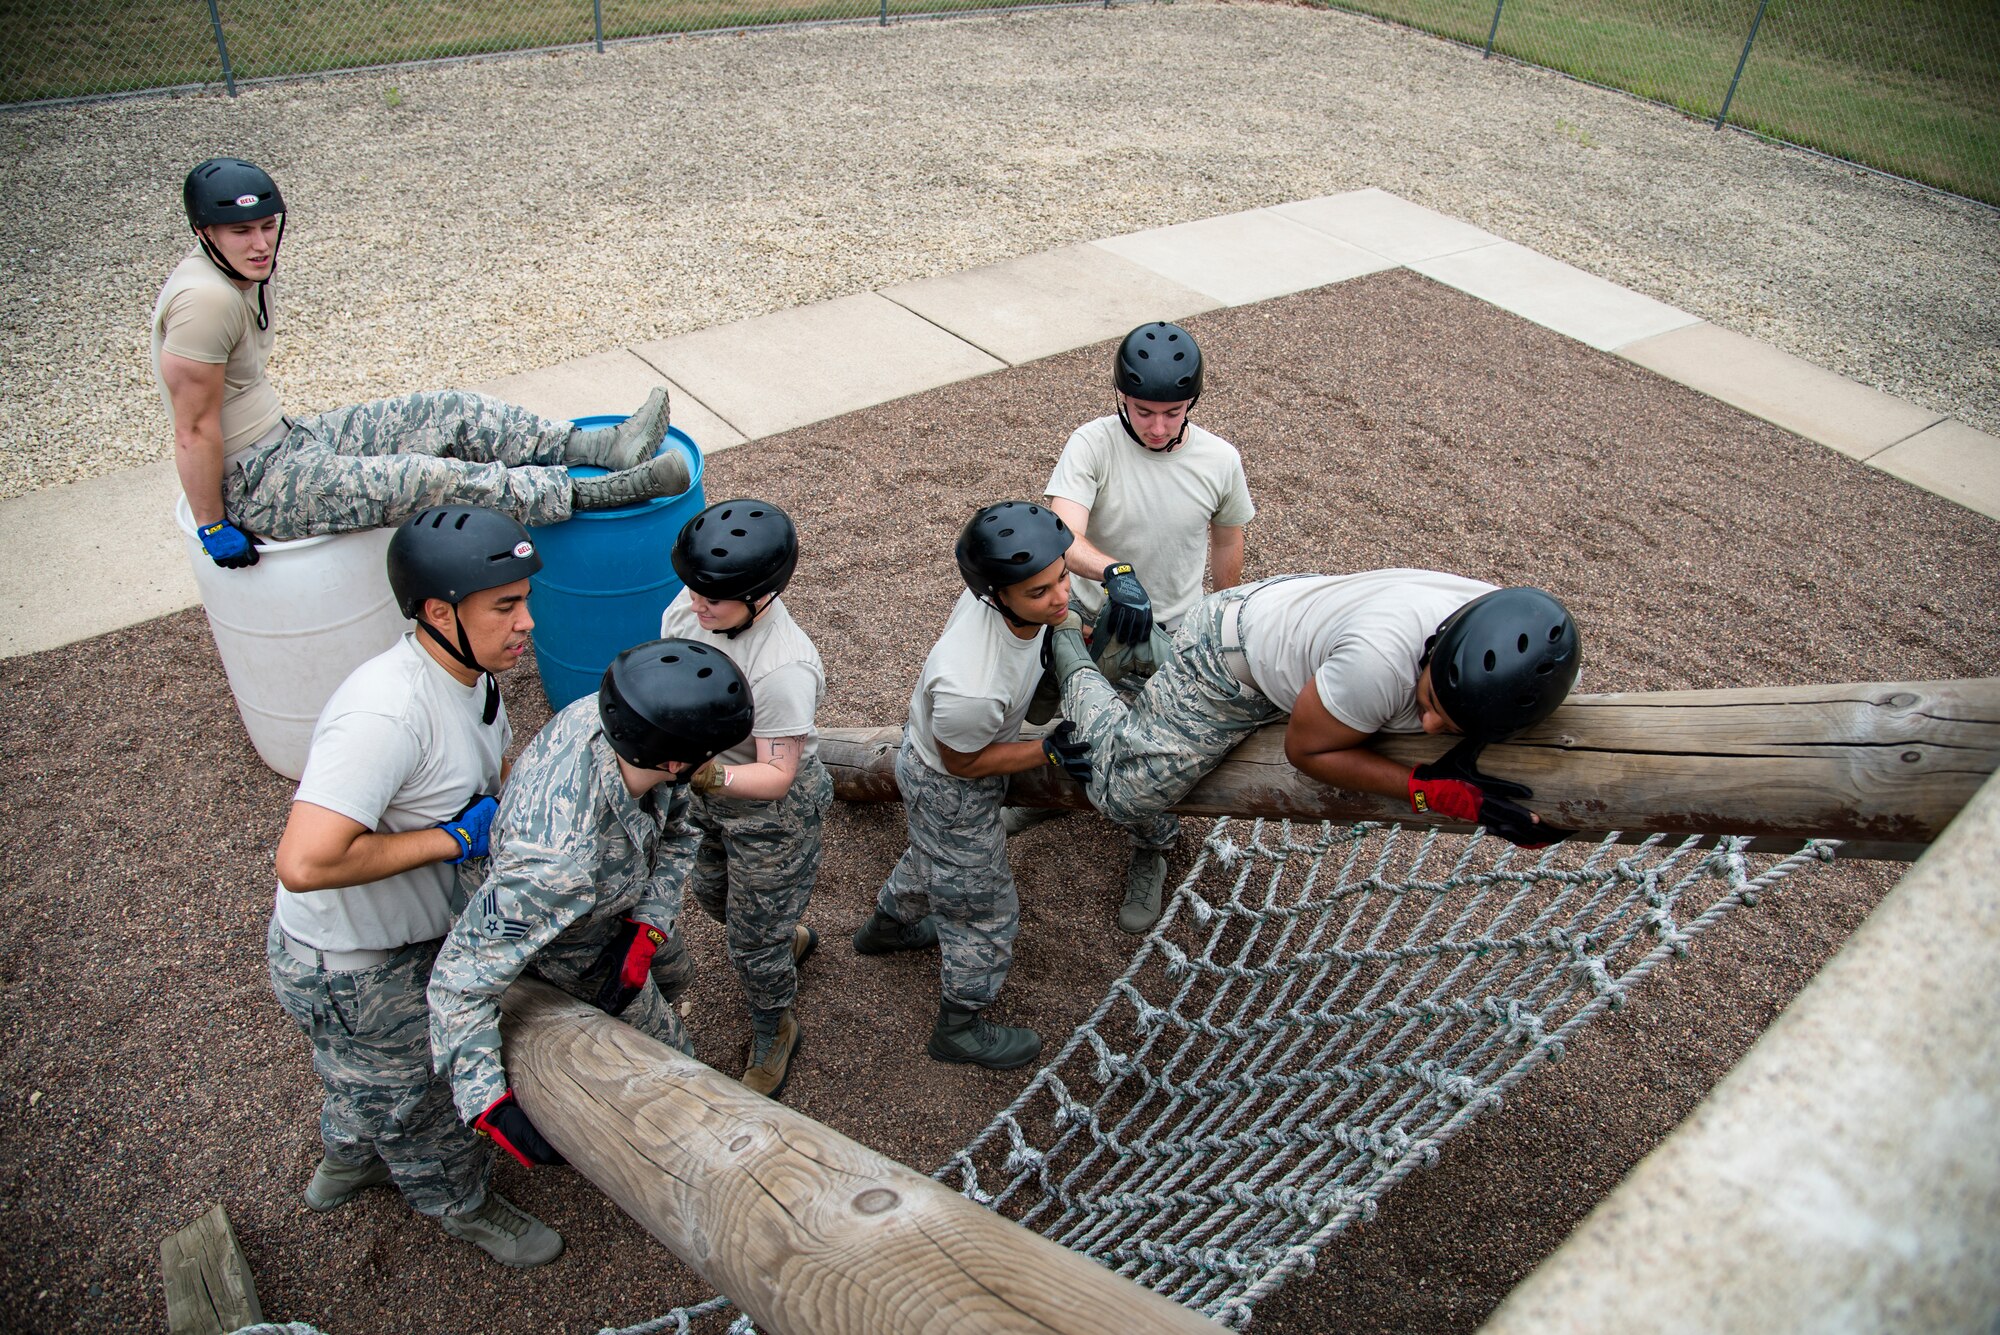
[3,271,1995,1334]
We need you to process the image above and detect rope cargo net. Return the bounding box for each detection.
[614,817,1840,1334]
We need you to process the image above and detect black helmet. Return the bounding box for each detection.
[598,638,754,771]
[671,498,798,607]
[956,502,1073,618]
[183,158,285,230]
[387,507,543,619]
[1113,322,1203,403]
[1426,587,1581,741]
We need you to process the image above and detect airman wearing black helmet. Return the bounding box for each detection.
[1015,323,1254,878]
[430,637,754,1177]
[655,499,829,1102]
[154,157,689,573]
[1039,570,1583,929]
[852,502,1095,1072]
[265,506,561,1268]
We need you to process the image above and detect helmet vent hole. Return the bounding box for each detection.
[998,527,1015,538]
[727,682,741,694]
[660,654,680,664]
[748,509,764,517]
[1517,633,1530,653]
[1482,650,1497,672]
[730,528,747,537]
[1536,661,1554,676]
[1550,625,1565,641]
[696,667,712,678]
[710,547,728,557]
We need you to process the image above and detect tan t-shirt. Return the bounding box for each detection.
[905,590,1044,775]
[1044,415,1254,627]
[660,589,824,767]
[1241,570,1496,734]
[151,247,284,454]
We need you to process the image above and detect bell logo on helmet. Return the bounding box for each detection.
[234,193,259,206]
[513,541,534,558]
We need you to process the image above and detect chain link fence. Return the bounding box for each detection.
[3,1,1995,205]
[0,0,1105,104]
[1323,0,1999,205]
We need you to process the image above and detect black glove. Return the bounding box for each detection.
[1041,720,1092,783]
[1409,739,1571,848]
[1098,564,1153,647]
[472,1089,565,1167]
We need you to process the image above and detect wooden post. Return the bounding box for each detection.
[161,1203,261,1335]
[500,978,1224,1335]
[819,679,2000,861]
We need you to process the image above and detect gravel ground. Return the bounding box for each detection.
[3,272,1997,1333]
[0,1,1997,501]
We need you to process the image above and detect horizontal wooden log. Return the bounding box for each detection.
[820,679,2000,861]
[160,1203,261,1335]
[500,978,1223,1335]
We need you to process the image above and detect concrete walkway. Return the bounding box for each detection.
[3,187,1993,658]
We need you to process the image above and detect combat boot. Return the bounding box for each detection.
[571,449,691,511]
[1095,626,1176,688]
[742,1006,800,1099]
[791,923,818,966]
[302,1155,392,1212]
[565,387,671,470]
[1119,849,1169,935]
[439,1191,564,1268]
[1000,805,1067,838]
[928,1001,1042,1070]
[852,909,939,956]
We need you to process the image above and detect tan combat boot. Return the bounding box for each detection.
[743,1006,800,1099]
[565,386,671,470]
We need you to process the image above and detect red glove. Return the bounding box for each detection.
[1409,741,1569,848]
[472,1090,564,1168]
[593,917,666,1016]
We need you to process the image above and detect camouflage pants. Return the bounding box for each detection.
[266,918,491,1218]
[876,737,1018,1009]
[663,755,834,1013]
[1061,585,1285,836]
[225,391,579,539]
[526,912,693,1058]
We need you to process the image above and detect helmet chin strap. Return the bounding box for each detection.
[195,214,284,331]
[418,611,500,724]
[1115,393,1198,453]
[979,591,1037,630]
[720,594,770,640]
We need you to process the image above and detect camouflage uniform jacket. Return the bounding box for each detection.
[429,696,694,1122]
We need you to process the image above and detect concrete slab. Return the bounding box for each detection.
[879,244,1222,367]
[1481,770,2000,1335]
[471,349,748,455]
[1617,322,1947,462]
[1272,188,1501,264]
[1868,420,2000,523]
[1,459,197,658]
[1091,209,1395,307]
[1411,240,1700,352]
[633,293,1006,440]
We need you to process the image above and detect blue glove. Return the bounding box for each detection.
[438,794,498,863]
[197,519,259,569]
[1099,563,1153,647]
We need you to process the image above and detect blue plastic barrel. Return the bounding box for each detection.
[528,419,705,711]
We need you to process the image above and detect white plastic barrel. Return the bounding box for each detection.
[175,496,407,780]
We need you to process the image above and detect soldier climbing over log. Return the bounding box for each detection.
[1042,571,1585,888]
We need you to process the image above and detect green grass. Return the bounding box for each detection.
[0,0,1079,102]
[1322,0,1999,203]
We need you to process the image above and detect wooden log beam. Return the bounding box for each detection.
[819,679,2000,861]
[499,978,1224,1335]
[160,1203,262,1335]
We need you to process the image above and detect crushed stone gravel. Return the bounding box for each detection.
[0,1,1996,502]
